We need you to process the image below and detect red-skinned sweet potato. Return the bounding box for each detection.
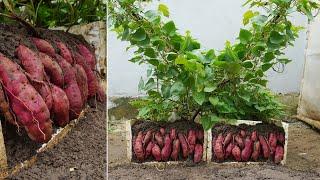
[223,132,232,147]
[143,130,153,146]
[160,127,165,136]
[31,38,55,57]
[225,142,235,159]
[161,134,172,161]
[74,64,88,105]
[196,130,204,142]
[38,52,64,87]
[251,141,261,161]
[240,130,246,138]
[269,133,277,156]
[274,145,284,164]
[251,130,258,142]
[96,84,106,103]
[51,85,70,127]
[232,145,241,161]
[152,144,161,161]
[241,137,253,162]
[171,139,180,161]
[77,44,96,69]
[134,131,144,162]
[0,84,16,125]
[155,132,164,148]
[194,144,203,163]
[212,136,217,155]
[74,53,98,97]
[259,135,270,159]
[16,45,53,110]
[187,129,196,154]
[56,41,73,64]
[0,54,52,142]
[214,133,224,161]
[54,54,83,119]
[277,132,285,145]
[235,134,244,149]
[169,128,176,140]
[145,141,154,159]
[178,133,189,158]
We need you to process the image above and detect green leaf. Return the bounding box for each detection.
[278,58,292,64]
[175,56,188,65]
[132,28,146,41]
[269,31,285,44]
[170,81,185,95]
[144,48,156,58]
[261,63,273,72]
[201,115,220,131]
[243,60,254,68]
[243,10,257,25]
[158,4,169,17]
[138,77,144,91]
[138,107,150,117]
[209,97,219,106]
[163,21,177,36]
[239,29,252,44]
[204,85,217,92]
[264,52,275,62]
[193,91,206,105]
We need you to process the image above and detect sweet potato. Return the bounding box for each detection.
[0,54,52,142]
[178,133,189,158]
[187,129,196,154]
[16,45,53,110]
[223,132,232,147]
[0,84,15,125]
[171,139,180,161]
[77,44,96,69]
[51,85,70,127]
[96,84,106,103]
[152,144,161,161]
[232,145,241,161]
[54,54,83,119]
[31,38,55,57]
[241,137,253,162]
[214,133,224,161]
[251,141,261,161]
[169,128,177,140]
[155,132,164,148]
[259,135,270,159]
[145,141,154,159]
[74,64,88,105]
[225,142,235,159]
[161,134,172,161]
[160,127,165,136]
[196,130,204,142]
[39,52,64,87]
[268,133,277,156]
[143,130,153,146]
[74,53,98,97]
[274,145,284,164]
[56,41,73,64]
[194,144,203,163]
[251,131,258,142]
[134,131,144,161]
[240,130,246,138]
[277,132,285,145]
[212,136,217,155]
[235,134,244,149]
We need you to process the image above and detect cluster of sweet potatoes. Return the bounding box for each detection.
[133,127,204,163]
[212,129,285,164]
[0,37,105,143]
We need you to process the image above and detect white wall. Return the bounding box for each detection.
[108,0,308,97]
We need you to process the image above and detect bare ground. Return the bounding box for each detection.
[108,95,320,180]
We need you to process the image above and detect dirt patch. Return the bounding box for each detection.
[10,104,106,179]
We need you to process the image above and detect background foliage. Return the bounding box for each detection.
[112,0,319,130]
[0,0,106,28]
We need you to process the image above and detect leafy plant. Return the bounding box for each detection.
[0,0,106,28]
[109,0,320,130]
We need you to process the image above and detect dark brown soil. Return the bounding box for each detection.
[131,120,203,163]
[10,104,106,179]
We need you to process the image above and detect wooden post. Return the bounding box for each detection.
[0,121,8,178]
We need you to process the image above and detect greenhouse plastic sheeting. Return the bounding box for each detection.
[297,15,320,129]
